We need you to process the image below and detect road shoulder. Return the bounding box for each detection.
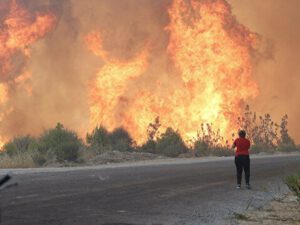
[0,152,300,175]
[233,193,300,225]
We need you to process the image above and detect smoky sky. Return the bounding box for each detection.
[1,0,172,138]
[229,0,300,143]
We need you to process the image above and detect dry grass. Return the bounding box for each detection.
[0,153,36,168]
[80,148,98,162]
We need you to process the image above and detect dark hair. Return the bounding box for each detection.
[238,130,246,138]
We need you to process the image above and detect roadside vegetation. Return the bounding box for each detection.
[285,173,300,200]
[0,106,299,168]
[234,173,300,224]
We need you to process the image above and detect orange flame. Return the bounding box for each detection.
[86,0,259,145]
[0,0,56,147]
[0,0,56,76]
[86,32,149,136]
[0,83,9,147]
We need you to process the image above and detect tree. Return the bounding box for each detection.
[156,127,188,157]
[39,123,82,162]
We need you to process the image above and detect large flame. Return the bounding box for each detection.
[86,32,149,137]
[0,0,56,146]
[165,0,259,141]
[86,0,259,145]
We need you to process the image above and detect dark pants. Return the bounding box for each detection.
[235,155,250,185]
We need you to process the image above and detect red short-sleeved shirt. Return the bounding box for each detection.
[234,138,250,156]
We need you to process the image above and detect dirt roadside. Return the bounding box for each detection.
[234,193,300,225]
[1,152,300,175]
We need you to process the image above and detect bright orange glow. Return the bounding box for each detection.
[0,0,56,147]
[0,83,9,148]
[86,0,259,145]
[165,0,259,142]
[0,84,8,105]
[0,0,55,76]
[86,32,149,138]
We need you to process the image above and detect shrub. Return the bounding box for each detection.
[210,146,234,157]
[237,105,296,153]
[277,143,297,153]
[86,126,110,149]
[139,139,156,154]
[146,117,161,140]
[250,144,275,154]
[86,126,133,153]
[285,173,300,200]
[197,123,225,146]
[194,140,210,157]
[2,142,18,156]
[138,117,161,153]
[55,142,80,162]
[3,136,37,156]
[156,127,188,157]
[109,127,133,152]
[30,150,47,166]
[279,115,294,145]
[39,123,82,162]
[1,136,45,166]
[194,140,233,157]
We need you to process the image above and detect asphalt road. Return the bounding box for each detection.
[1,154,300,225]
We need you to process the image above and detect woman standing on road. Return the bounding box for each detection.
[232,130,251,189]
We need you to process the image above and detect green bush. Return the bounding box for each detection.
[210,146,234,156]
[86,126,133,152]
[139,139,156,153]
[285,173,300,200]
[86,126,111,153]
[250,144,275,154]
[86,126,109,147]
[3,136,37,156]
[109,128,133,152]
[30,150,47,166]
[1,136,46,166]
[55,142,80,162]
[194,140,233,157]
[194,140,210,157]
[138,117,160,153]
[277,143,297,153]
[39,123,82,162]
[2,142,18,156]
[156,128,188,157]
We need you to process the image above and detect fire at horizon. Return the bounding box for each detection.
[0,0,56,146]
[86,0,259,144]
[0,0,265,146]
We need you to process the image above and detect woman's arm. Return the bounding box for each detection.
[232,140,236,149]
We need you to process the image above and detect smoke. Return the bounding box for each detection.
[0,0,171,140]
[228,0,300,143]
[0,0,299,144]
